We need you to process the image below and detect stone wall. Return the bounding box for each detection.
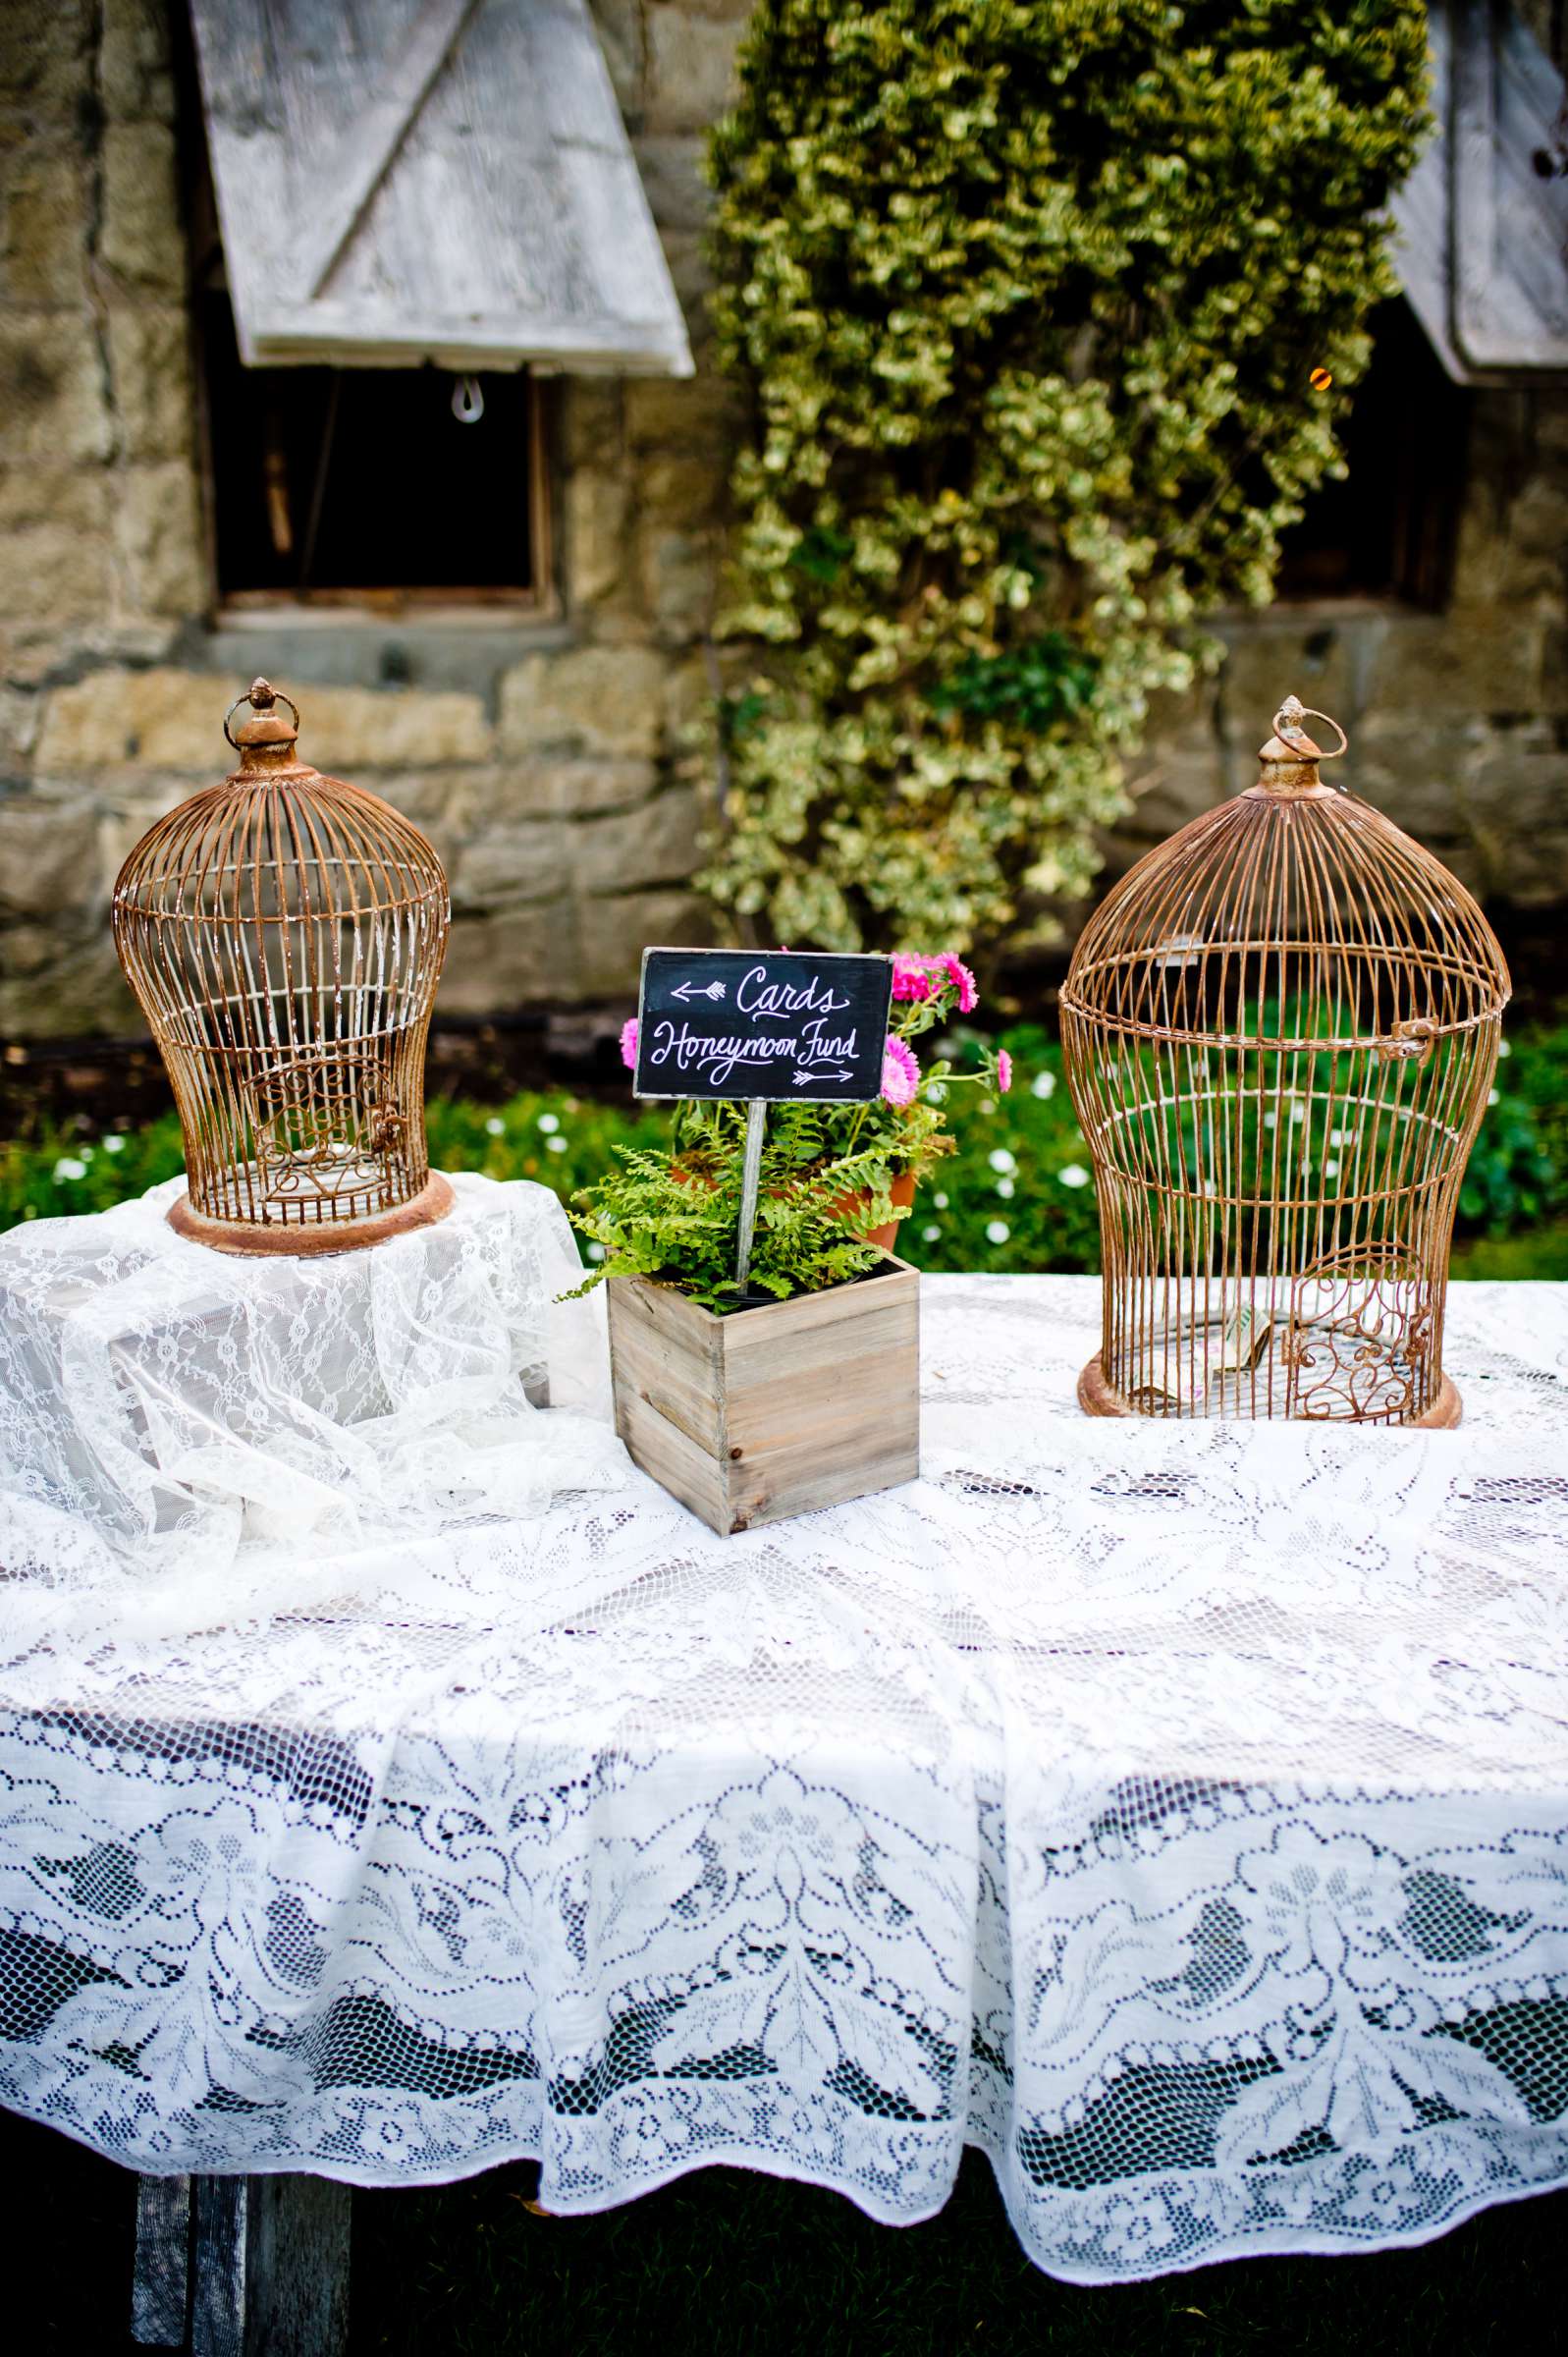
[1120,388,1568,910]
[0,0,744,1041]
[0,0,1564,1049]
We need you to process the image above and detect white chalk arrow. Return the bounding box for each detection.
[793,1067,853,1085]
[671,979,727,1003]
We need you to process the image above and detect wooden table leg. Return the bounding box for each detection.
[133,2171,351,2356]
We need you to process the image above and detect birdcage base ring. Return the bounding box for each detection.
[166,1172,456,1258]
[1075,1353,1461,1430]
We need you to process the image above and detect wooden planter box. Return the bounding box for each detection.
[608,1255,920,1535]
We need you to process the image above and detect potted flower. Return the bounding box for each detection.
[567,1096,918,1537]
[823,953,1015,1247]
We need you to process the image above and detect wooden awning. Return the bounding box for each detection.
[1392,0,1568,384]
[189,0,693,376]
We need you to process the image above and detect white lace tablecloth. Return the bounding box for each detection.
[1,1179,1566,2284]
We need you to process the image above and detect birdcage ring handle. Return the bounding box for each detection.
[224,679,301,752]
[1272,700,1348,760]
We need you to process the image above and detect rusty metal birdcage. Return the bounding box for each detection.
[113,678,452,1254]
[1059,697,1510,1426]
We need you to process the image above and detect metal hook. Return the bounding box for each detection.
[451,375,484,425]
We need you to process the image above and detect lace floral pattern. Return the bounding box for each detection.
[1,1191,1566,2281]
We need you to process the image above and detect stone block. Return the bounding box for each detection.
[575,886,711,997]
[452,818,569,911]
[587,0,645,118]
[500,644,670,759]
[293,684,493,771]
[631,135,713,235]
[0,515,113,623]
[106,305,195,461]
[1349,716,1476,843]
[0,314,110,464]
[1123,752,1224,843]
[34,669,189,772]
[1216,618,1358,748]
[99,124,185,297]
[0,797,102,918]
[641,525,714,641]
[1361,613,1543,720]
[571,784,703,894]
[113,460,206,619]
[100,0,176,123]
[37,671,488,775]
[645,7,744,135]
[1,150,87,304]
[623,367,737,455]
[0,933,133,1037]
[0,3,93,118]
[494,756,659,818]
[438,905,575,1014]
[566,467,629,606]
[560,377,624,470]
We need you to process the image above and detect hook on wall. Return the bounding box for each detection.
[451,375,485,425]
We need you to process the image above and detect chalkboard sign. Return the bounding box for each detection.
[634,949,892,1103]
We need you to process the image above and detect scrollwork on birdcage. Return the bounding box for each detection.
[1281,1253,1433,1423]
[245,1055,400,1209]
[1060,695,1510,1426]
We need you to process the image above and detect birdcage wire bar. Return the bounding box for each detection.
[1059,699,1510,1425]
[113,680,452,1254]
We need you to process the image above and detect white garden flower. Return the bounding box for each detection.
[921,1224,941,1241]
[485,1117,505,1135]
[996,1178,1014,1199]
[52,1157,87,1182]
[988,1148,1016,1174]
[101,1134,125,1154]
[986,1219,1009,1243]
[1031,1069,1055,1099]
[933,1192,948,1209]
[538,1113,560,1133]
[1058,1164,1090,1189]
[547,1135,568,1153]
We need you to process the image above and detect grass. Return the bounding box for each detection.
[4,2104,1561,2355]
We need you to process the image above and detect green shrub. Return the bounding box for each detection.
[7,1026,1568,1282]
[703,0,1431,954]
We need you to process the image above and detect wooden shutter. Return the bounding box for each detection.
[189,0,693,376]
[1392,1,1568,384]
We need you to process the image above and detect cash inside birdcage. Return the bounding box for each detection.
[1060,698,1511,1426]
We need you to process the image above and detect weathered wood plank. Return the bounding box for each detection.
[609,1259,921,1536]
[176,2175,351,2357]
[190,0,692,374]
[132,2173,191,2348]
[243,2174,351,2357]
[191,2176,247,2357]
[297,0,482,301]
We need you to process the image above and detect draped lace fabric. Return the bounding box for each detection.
[0,1198,1566,2284]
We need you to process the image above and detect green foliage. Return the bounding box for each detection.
[565,1100,899,1311]
[703,0,1431,953]
[10,1032,1568,1283]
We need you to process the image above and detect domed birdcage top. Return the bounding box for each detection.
[113,678,453,1254]
[1059,697,1510,1428]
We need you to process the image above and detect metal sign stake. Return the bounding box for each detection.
[734,1099,768,1295]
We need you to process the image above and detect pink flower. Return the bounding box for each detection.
[942,954,979,1014]
[881,1035,920,1107]
[891,955,938,1003]
[620,1017,638,1070]
[997,1050,1013,1093]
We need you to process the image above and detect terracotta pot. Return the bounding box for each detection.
[837,1169,916,1252]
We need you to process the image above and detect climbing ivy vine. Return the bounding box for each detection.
[703,0,1431,953]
